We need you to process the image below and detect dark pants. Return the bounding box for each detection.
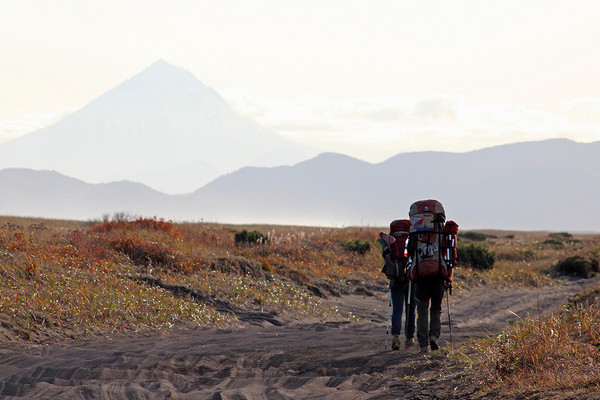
[415,277,445,348]
[390,280,416,338]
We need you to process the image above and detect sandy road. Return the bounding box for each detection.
[0,278,596,399]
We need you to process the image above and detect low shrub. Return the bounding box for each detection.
[542,238,565,248]
[91,218,181,237]
[544,232,581,247]
[110,234,178,268]
[460,231,491,242]
[234,229,268,245]
[340,239,371,256]
[458,242,496,270]
[549,231,573,239]
[552,256,599,279]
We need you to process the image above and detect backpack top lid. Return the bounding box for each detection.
[409,200,446,233]
[409,199,445,219]
[390,219,411,237]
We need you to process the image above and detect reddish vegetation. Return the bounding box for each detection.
[1,216,600,398]
[89,218,182,237]
[0,217,380,343]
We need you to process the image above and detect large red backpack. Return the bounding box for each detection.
[379,219,411,281]
[389,219,411,262]
[407,199,458,281]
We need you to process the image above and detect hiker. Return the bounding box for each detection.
[379,219,416,350]
[406,200,458,353]
[389,272,416,350]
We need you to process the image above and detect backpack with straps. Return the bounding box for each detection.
[406,199,458,281]
[379,219,411,281]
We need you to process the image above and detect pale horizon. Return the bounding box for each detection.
[1,1,599,163]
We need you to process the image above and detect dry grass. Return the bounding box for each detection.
[455,284,600,398]
[0,218,232,342]
[2,217,600,398]
[0,217,380,342]
[451,230,600,398]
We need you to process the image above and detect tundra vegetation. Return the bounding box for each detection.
[0,217,598,397]
[453,229,600,398]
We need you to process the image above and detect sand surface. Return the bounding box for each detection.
[0,278,597,399]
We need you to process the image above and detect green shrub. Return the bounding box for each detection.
[552,256,599,279]
[459,231,490,242]
[542,238,564,248]
[544,232,581,247]
[457,242,496,270]
[549,232,572,239]
[340,239,371,256]
[234,229,268,245]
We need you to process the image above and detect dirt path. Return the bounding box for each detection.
[0,278,597,400]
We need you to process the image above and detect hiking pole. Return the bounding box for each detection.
[385,290,392,349]
[446,287,454,351]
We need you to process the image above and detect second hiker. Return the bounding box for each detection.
[380,219,416,350]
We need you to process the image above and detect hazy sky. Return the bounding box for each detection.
[2,0,600,162]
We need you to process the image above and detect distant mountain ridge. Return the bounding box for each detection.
[0,168,171,220]
[2,139,599,231]
[190,138,600,230]
[0,60,319,193]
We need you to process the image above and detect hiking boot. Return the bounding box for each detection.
[405,338,415,349]
[429,335,439,351]
[391,334,401,350]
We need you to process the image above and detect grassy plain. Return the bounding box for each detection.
[449,229,600,398]
[1,216,599,397]
[0,216,380,343]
